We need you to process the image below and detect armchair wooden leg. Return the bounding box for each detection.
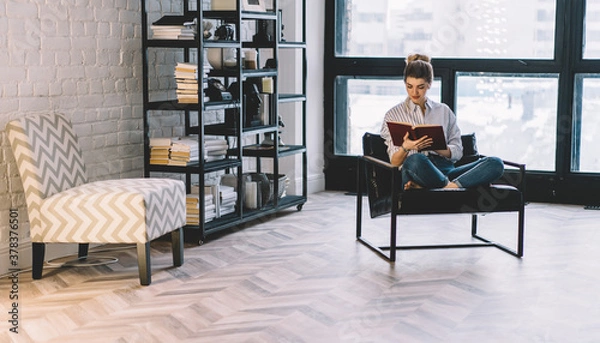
[137,242,151,286]
[78,243,89,259]
[171,228,184,267]
[32,243,45,280]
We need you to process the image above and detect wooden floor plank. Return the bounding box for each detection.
[1,192,600,342]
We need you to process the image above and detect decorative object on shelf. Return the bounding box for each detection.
[253,20,272,43]
[214,24,235,40]
[202,20,213,39]
[244,49,258,69]
[205,78,232,101]
[260,115,285,146]
[211,0,236,10]
[226,80,263,127]
[266,173,289,201]
[264,58,277,68]
[242,0,266,12]
[243,173,271,209]
[207,48,237,69]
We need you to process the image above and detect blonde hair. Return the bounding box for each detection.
[404,53,434,85]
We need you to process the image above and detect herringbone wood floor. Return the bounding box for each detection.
[2,191,600,342]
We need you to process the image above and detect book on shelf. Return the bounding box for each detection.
[185,193,217,224]
[151,16,197,40]
[174,63,211,103]
[386,121,447,151]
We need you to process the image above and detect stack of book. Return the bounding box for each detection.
[204,137,229,161]
[175,62,211,104]
[149,137,172,165]
[185,192,216,225]
[219,185,237,216]
[169,136,200,166]
[151,16,196,40]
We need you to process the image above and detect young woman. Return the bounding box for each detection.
[380,53,504,190]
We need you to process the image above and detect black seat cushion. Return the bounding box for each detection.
[398,185,522,214]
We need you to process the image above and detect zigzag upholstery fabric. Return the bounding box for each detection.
[6,113,186,285]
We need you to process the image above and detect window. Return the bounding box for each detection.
[325,1,600,203]
[572,74,600,172]
[336,0,556,59]
[456,73,558,171]
[335,77,441,156]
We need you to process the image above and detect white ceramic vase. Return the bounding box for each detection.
[207,48,236,70]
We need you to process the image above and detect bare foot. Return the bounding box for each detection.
[404,181,423,190]
[443,181,459,189]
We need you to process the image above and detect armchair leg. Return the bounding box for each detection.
[171,228,184,267]
[78,243,89,259]
[137,242,151,286]
[32,243,45,279]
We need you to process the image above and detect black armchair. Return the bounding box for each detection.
[356,132,525,262]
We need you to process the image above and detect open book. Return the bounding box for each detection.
[386,121,447,150]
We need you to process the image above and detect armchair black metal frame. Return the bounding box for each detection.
[356,133,526,262]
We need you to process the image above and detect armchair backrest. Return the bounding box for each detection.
[6,113,88,235]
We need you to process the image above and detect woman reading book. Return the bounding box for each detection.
[380,53,504,190]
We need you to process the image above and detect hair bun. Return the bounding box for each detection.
[406,53,431,64]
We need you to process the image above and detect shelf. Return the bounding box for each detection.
[241,68,277,78]
[146,100,240,111]
[147,39,198,48]
[241,144,306,158]
[278,93,306,103]
[148,158,241,173]
[279,41,307,49]
[204,123,280,136]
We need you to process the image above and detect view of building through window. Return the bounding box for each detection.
[335,0,600,173]
[338,0,556,59]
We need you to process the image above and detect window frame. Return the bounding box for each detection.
[324,0,600,204]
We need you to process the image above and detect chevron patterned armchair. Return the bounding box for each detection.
[6,113,186,286]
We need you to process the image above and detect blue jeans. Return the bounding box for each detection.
[401,153,504,189]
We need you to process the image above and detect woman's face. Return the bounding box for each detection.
[405,77,430,105]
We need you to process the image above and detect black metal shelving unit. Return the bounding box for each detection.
[140,0,307,244]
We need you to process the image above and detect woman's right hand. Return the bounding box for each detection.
[402,132,433,151]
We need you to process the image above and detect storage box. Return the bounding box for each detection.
[266,173,288,201]
[211,0,236,10]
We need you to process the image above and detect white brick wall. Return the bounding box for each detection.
[0,0,327,275]
[0,0,147,273]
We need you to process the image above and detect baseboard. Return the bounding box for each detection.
[307,173,325,194]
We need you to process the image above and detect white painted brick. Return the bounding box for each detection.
[44,37,72,52]
[33,83,50,97]
[93,121,119,135]
[0,51,9,66]
[3,84,17,98]
[57,96,79,109]
[19,97,52,112]
[70,7,94,22]
[18,83,34,97]
[0,67,26,81]
[61,80,78,96]
[48,82,62,96]
[58,65,85,80]
[6,2,37,18]
[0,98,18,112]
[28,66,57,83]
[79,94,105,109]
